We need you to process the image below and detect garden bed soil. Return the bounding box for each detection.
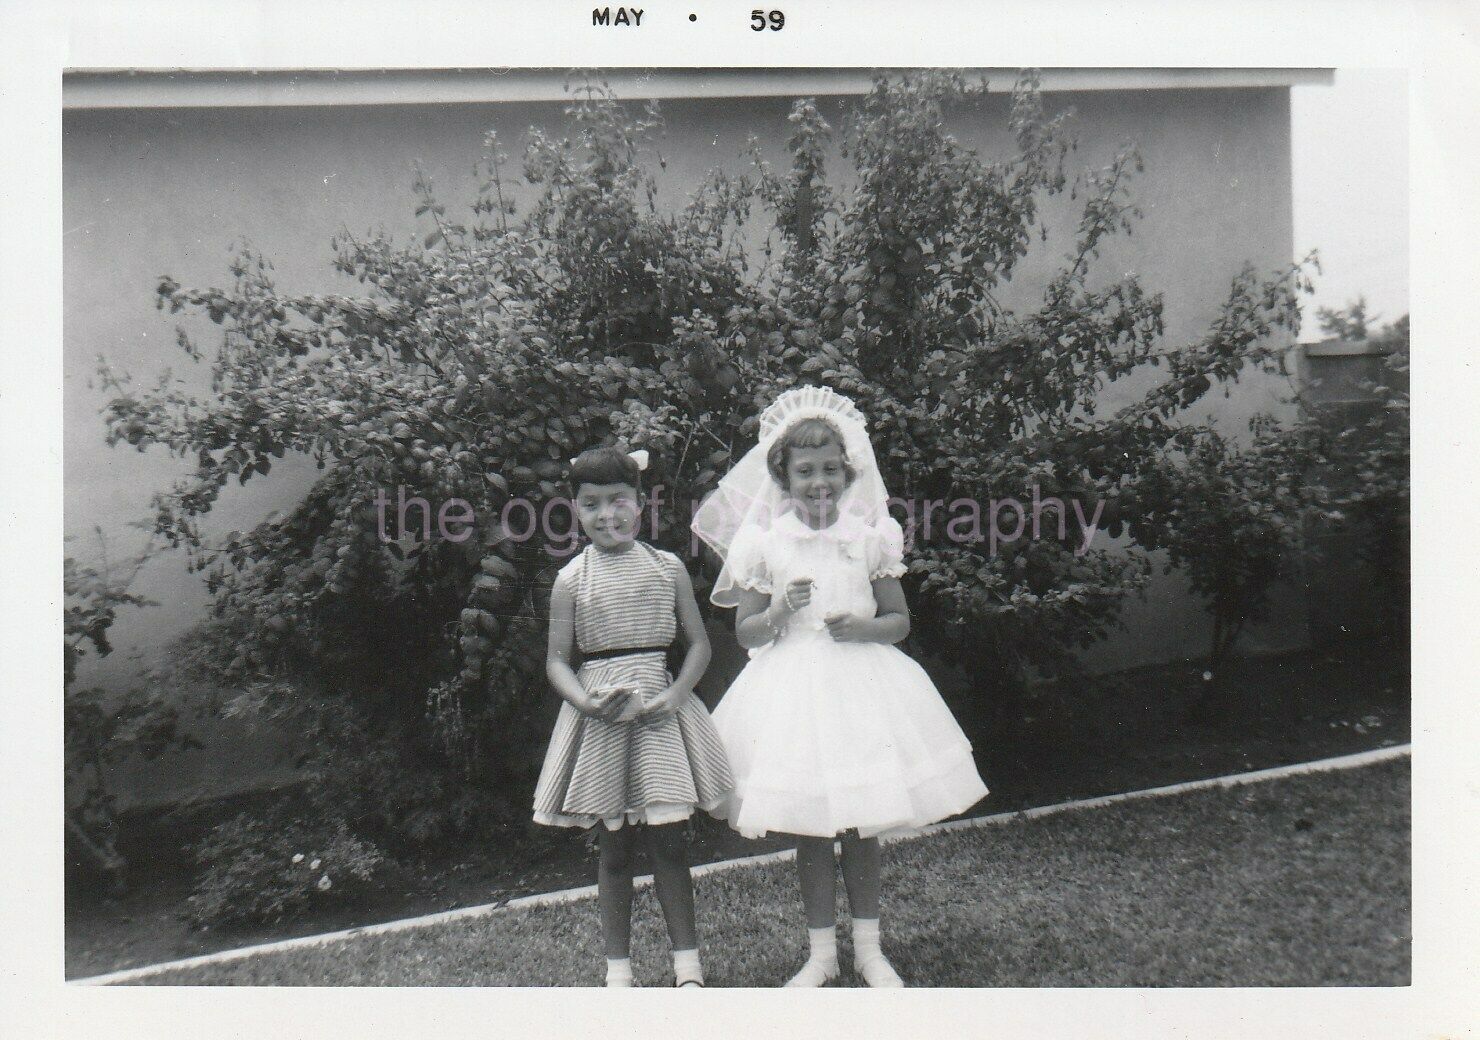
[66,635,1409,980]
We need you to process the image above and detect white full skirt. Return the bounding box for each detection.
[711,629,989,839]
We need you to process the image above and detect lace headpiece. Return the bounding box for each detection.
[691,385,891,607]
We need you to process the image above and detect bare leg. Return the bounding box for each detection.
[840,831,902,987]
[785,836,840,986]
[598,823,637,959]
[645,823,697,951]
[838,830,881,919]
[795,836,838,928]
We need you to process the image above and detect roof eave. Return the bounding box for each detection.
[63,67,1335,110]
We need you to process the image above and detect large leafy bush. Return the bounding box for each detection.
[99,73,1324,890]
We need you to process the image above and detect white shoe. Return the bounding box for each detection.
[855,951,904,988]
[784,957,840,987]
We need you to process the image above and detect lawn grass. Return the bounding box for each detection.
[69,638,1408,980]
[135,758,1409,987]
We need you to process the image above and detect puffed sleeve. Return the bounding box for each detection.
[866,516,908,580]
[726,524,774,595]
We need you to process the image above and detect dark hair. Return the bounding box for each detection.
[766,418,856,489]
[568,446,642,495]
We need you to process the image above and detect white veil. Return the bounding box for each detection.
[691,386,892,608]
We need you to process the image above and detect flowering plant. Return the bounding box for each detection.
[187,807,386,928]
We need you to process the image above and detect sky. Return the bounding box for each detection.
[1291,68,1408,339]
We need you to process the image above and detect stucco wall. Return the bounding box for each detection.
[64,85,1304,805]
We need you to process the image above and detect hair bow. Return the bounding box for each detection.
[567,448,650,472]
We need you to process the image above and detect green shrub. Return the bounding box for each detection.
[65,536,198,892]
[188,803,388,929]
[1311,305,1409,630]
[1125,419,1334,709]
[99,70,1319,841]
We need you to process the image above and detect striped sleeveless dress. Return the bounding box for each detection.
[531,541,734,829]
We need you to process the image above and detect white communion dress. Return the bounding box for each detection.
[711,509,989,839]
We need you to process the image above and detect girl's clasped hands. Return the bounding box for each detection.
[583,682,688,724]
[774,575,872,642]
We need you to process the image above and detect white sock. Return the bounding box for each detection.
[784,925,839,987]
[605,956,634,987]
[673,947,704,987]
[851,918,903,987]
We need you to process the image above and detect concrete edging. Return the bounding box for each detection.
[72,742,1410,986]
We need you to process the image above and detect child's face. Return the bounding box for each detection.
[575,482,641,550]
[785,442,849,524]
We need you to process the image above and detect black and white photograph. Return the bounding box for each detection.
[4,1,1477,1037]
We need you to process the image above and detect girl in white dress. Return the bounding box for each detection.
[692,386,989,987]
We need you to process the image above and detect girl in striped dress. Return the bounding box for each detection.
[532,445,734,987]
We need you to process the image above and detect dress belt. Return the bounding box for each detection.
[581,644,672,662]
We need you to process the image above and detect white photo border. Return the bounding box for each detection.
[5,1,1474,1037]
